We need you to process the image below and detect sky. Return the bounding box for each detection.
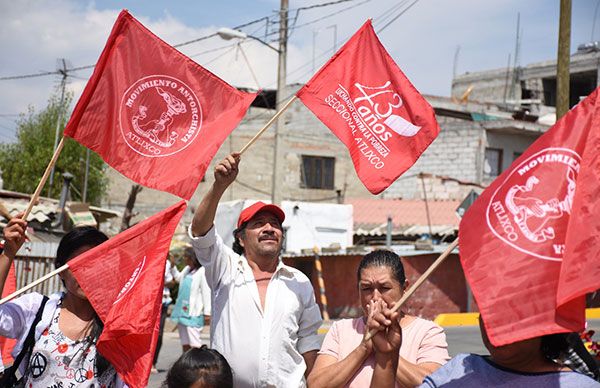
[0,0,595,142]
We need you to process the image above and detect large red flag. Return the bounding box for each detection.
[64,10,256,199]
[458,89,600,346]
[557,93,600,306]
[0,265,16,364]
[69,201,186,388]
[296,20,439,194]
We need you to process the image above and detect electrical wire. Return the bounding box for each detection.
[376,0,420,34]
[0,0,376,81]
[288,0,372,32]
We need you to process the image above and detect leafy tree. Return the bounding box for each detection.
[0,91,107,205]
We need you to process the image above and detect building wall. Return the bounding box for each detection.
[104,103,372,224]
[284,252,468,321]
[103,95,541,217]
[452,52,600,112]
[383,119,484,200]
[484,130,538,178]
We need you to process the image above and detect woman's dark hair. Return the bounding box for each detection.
[55,226,111,375]
[541,333,570,361]
[55,226,108,268]
[164,346,233,388]
[183,246,200,269]
[357,250,406,286]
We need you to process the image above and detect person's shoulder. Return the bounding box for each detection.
[408,316,445,336]
[424,353,483,382]
[560,371,600,386]
[11,291,52,307]
[332,317,360,330]
[280,263,311,283]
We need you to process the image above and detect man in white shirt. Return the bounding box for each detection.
[189,152,323,387]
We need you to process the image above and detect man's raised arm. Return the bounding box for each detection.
[191,153,240,237]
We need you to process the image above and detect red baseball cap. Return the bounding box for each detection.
[237,201,285,228]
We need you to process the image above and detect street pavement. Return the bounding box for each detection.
[146,319,600,387]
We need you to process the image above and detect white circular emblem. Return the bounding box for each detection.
[485,147,580,261]
[119,75,202,157]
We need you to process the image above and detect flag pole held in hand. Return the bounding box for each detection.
[23,137,66,220]
[363,239,458,341]
[238,96,297,155]
[0,264,69,305]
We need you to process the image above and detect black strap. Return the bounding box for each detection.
[0,295,49,385]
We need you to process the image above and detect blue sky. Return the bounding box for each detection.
[0,0,595,142]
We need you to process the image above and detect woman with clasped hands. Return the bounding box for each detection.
[308,250,450,387]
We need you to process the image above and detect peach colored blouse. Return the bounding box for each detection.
[319,317,450,388]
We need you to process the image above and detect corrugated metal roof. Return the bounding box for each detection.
[0,190,121,225]
[1,198,55,223]
[346,198,460,236]
[355,224,457,237]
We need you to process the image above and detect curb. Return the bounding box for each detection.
[434,308,600,327]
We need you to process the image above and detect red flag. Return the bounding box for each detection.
[296,20,439,194]
[558,91,600,305]
[69,201,186,387]
[0,265,16,363]
[458,89,600,346]
[64,10,256,199]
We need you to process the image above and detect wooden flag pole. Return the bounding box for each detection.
[313,247,330,321]
[0,138,67,304]
[238,96,297,155]
[0,264,69,304]
[364,238,459,341]
[23,137,66,220]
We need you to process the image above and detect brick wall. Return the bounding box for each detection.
[284,252,469,321]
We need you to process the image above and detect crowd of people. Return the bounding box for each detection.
[0,151,598,387]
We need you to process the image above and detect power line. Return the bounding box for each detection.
[288,0,372,38]
[289,0,358,12]
[188,42,238,58]
[282,0,421,86]
[173,33,218,48]
[0,0,373,82]
[0,70,58,81]
[376,0,420,34]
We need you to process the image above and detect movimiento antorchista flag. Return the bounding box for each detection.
[296,20,440,194]
[64,10,256,199]
[458,88,600,346]
[68,201,187,388]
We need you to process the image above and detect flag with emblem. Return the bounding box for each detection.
[458,88,600,346]
[296,20,440,194]
[63,10,256,199]
[68,201,186,388]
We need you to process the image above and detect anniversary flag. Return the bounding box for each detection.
[296,20,440,194]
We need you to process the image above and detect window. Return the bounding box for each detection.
[484,148,503,178]
[513,152,522,162]
[301,155,335,189]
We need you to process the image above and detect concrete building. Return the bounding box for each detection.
[452,47,600,121]
[104,84,550,225]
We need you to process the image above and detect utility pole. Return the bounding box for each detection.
[48,59,68,198]
[556,0,571,119]
[271,0,288,204]
[508,13,521,104]
[82,149,90,203]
